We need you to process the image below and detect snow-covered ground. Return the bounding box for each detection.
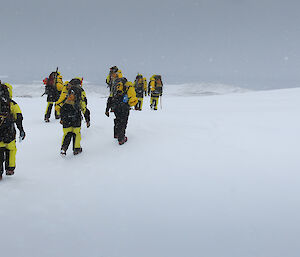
[0,84,300,257]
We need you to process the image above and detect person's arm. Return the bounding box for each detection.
[11,101,25,140]
[105,97,112,117]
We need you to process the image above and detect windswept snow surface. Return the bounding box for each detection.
[11,82,248,98]
[0,85,300,257]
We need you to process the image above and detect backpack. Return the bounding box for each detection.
[135,85,144,95]
[135,75,144,94]
[152,75,163,95]
[47,72,58,87]
[60,83,83,125]
[112,77,128,97]
[0,84,10,108]
[65,85,82,108]
[45,71,60,99]
[0,84,12,128]
[64,79,83,109]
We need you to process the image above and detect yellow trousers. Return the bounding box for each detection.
[0,140,17,169]
[150,96,159,110]
[136,97,144,110]
[62,127,81,149]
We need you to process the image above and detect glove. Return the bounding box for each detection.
[105,111,109,117]
[19,130,26,140]
[60,119,63,125]
[86,121,90,128]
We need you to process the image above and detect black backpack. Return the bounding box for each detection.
[0,84,12,128]
[65,83,83,110]
[47,72,58,86]
[135,76,144,94]
[112,77,128,97]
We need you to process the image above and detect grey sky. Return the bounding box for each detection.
[1,0,300,89]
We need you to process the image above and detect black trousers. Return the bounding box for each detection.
[45,103,60,119]
[0,148,10,174]
[113,104,130,141]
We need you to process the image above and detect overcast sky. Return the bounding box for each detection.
[1,0,300,89]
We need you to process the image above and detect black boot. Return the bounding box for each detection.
[6,168,15,176]
[60,148,67,156]
[73,148,82,155]
[118,136,128,145]
[44,115,50,122]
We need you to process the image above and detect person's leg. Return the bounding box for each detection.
[0,146,5,178]
[114,109,121,139]
[61,127,73,153]
[153,97,158,110]
[113,120,118,138]
[4,149,9,171]
[117,105,129,144]
[54,105,60,119]
[5,140,17,175]
[45,102,53,121]
[140,97,144,110]
[73,127,82,154]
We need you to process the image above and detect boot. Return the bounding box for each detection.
[6,170,14,176]
[44,117,50,122]
[73,148,82,155]
[60,148,67,156]
[118,136,128,145]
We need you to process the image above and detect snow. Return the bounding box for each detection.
[0,84,299,257]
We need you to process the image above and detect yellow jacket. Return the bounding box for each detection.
[55,81,69,114]
[56,74,64,92]
[10,100,22,119]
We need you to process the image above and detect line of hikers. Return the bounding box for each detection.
[0,66,163,179]
[106,66,163,111]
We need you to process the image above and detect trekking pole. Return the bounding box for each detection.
[160,95,162,110]
[54,67,59,87]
